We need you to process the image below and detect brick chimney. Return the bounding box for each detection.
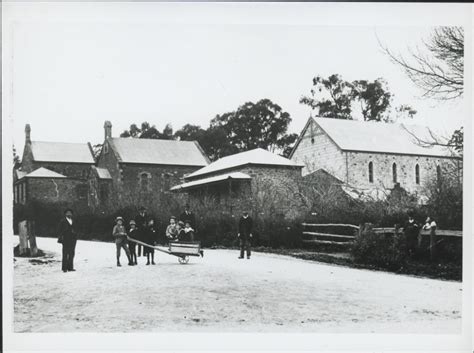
[104,121,112,140]
[25,124,31,144]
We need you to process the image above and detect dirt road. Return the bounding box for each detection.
[14,237,461,333]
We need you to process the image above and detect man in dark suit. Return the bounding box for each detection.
[134,206,148,256]
[57,208,77,272]
[179,204,196,232]
[238,211,253,259]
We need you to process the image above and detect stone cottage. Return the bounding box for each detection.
[171,148,304,218]
[290,117,462,198]
[93,121,210,210]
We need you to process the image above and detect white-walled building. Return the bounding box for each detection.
[290,117,461,197]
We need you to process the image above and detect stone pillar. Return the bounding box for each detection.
[28,221,38,256]
[18,221,29,255]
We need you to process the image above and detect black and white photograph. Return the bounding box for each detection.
[2,2,472,352]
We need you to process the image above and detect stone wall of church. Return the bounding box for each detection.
[290,119,346,181]
[346,151,460,194]
[97,142,200,210]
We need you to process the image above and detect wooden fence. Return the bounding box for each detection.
[302,222,462,260]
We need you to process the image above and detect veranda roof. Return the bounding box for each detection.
[170,172,251,191]
[25,167,67,178]
[186,148,304,180]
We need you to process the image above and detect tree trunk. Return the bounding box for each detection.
[28,221,38,256]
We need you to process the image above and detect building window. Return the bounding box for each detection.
[104,143,109,154]
[162,173,172,192]
[415,164,420,185]
[437,165,442,183]
[392,163,397,183]
[19,183,25,204]
[99,184,109,200]
[76,184,88,200]
[139,172,151,192]
[368,162,374,183]
[14,185,18,203]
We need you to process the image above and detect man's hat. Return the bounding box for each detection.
[115,216,124,222]
[178,221,185,226]
[170,216,176,220]
[139,206,146,211]
[129,220,136,225]
[185,204,190,208]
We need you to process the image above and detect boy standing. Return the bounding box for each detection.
[144,219,157,265]
[128,220,138,265]
[113,217,133,267]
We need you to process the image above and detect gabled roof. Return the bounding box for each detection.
[186,148,304,180]
[291,117,458,159]
[170,172,251,191]
[31,141,95,164]
[25,167,67,178]
[106,138,209,167]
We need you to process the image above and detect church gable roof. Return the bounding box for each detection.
[291,117,457,159]
[31,141,95,164]
[107,138,210,167]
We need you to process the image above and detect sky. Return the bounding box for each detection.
[4,3,468,157]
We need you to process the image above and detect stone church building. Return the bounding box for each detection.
[290,117,462,198]
[92,121,210,210]
[14,124,95,208]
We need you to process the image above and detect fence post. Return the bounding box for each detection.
[18,220,29,255]
[430,228,437,261]
[28,221,39,256]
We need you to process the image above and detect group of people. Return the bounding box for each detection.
[112,205,197,267]
[404,214,437,256]
[56,204,255,272]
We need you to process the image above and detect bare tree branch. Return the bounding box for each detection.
[378,27,464,101]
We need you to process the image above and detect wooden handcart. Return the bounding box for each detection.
[127,237,203,264]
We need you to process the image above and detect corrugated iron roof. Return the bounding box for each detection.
[170,172,251,191]
[108,138,209,166]
[312,118,456,158]
[15,170,27,180]
[31,141,95,164]
[93,166,112,179]
[25,167,67,178]
[186,148,304,179]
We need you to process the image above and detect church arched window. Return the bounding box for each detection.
[415,164,420,185]
[368,162,374,183]
[436,165,442,183]
[392,163,397,183]
[139,172,151,192]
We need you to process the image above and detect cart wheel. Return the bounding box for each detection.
[178,256,189,264]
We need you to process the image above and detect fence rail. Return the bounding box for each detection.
[301,223,462,251]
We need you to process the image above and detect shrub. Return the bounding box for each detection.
[351,224,407,270]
